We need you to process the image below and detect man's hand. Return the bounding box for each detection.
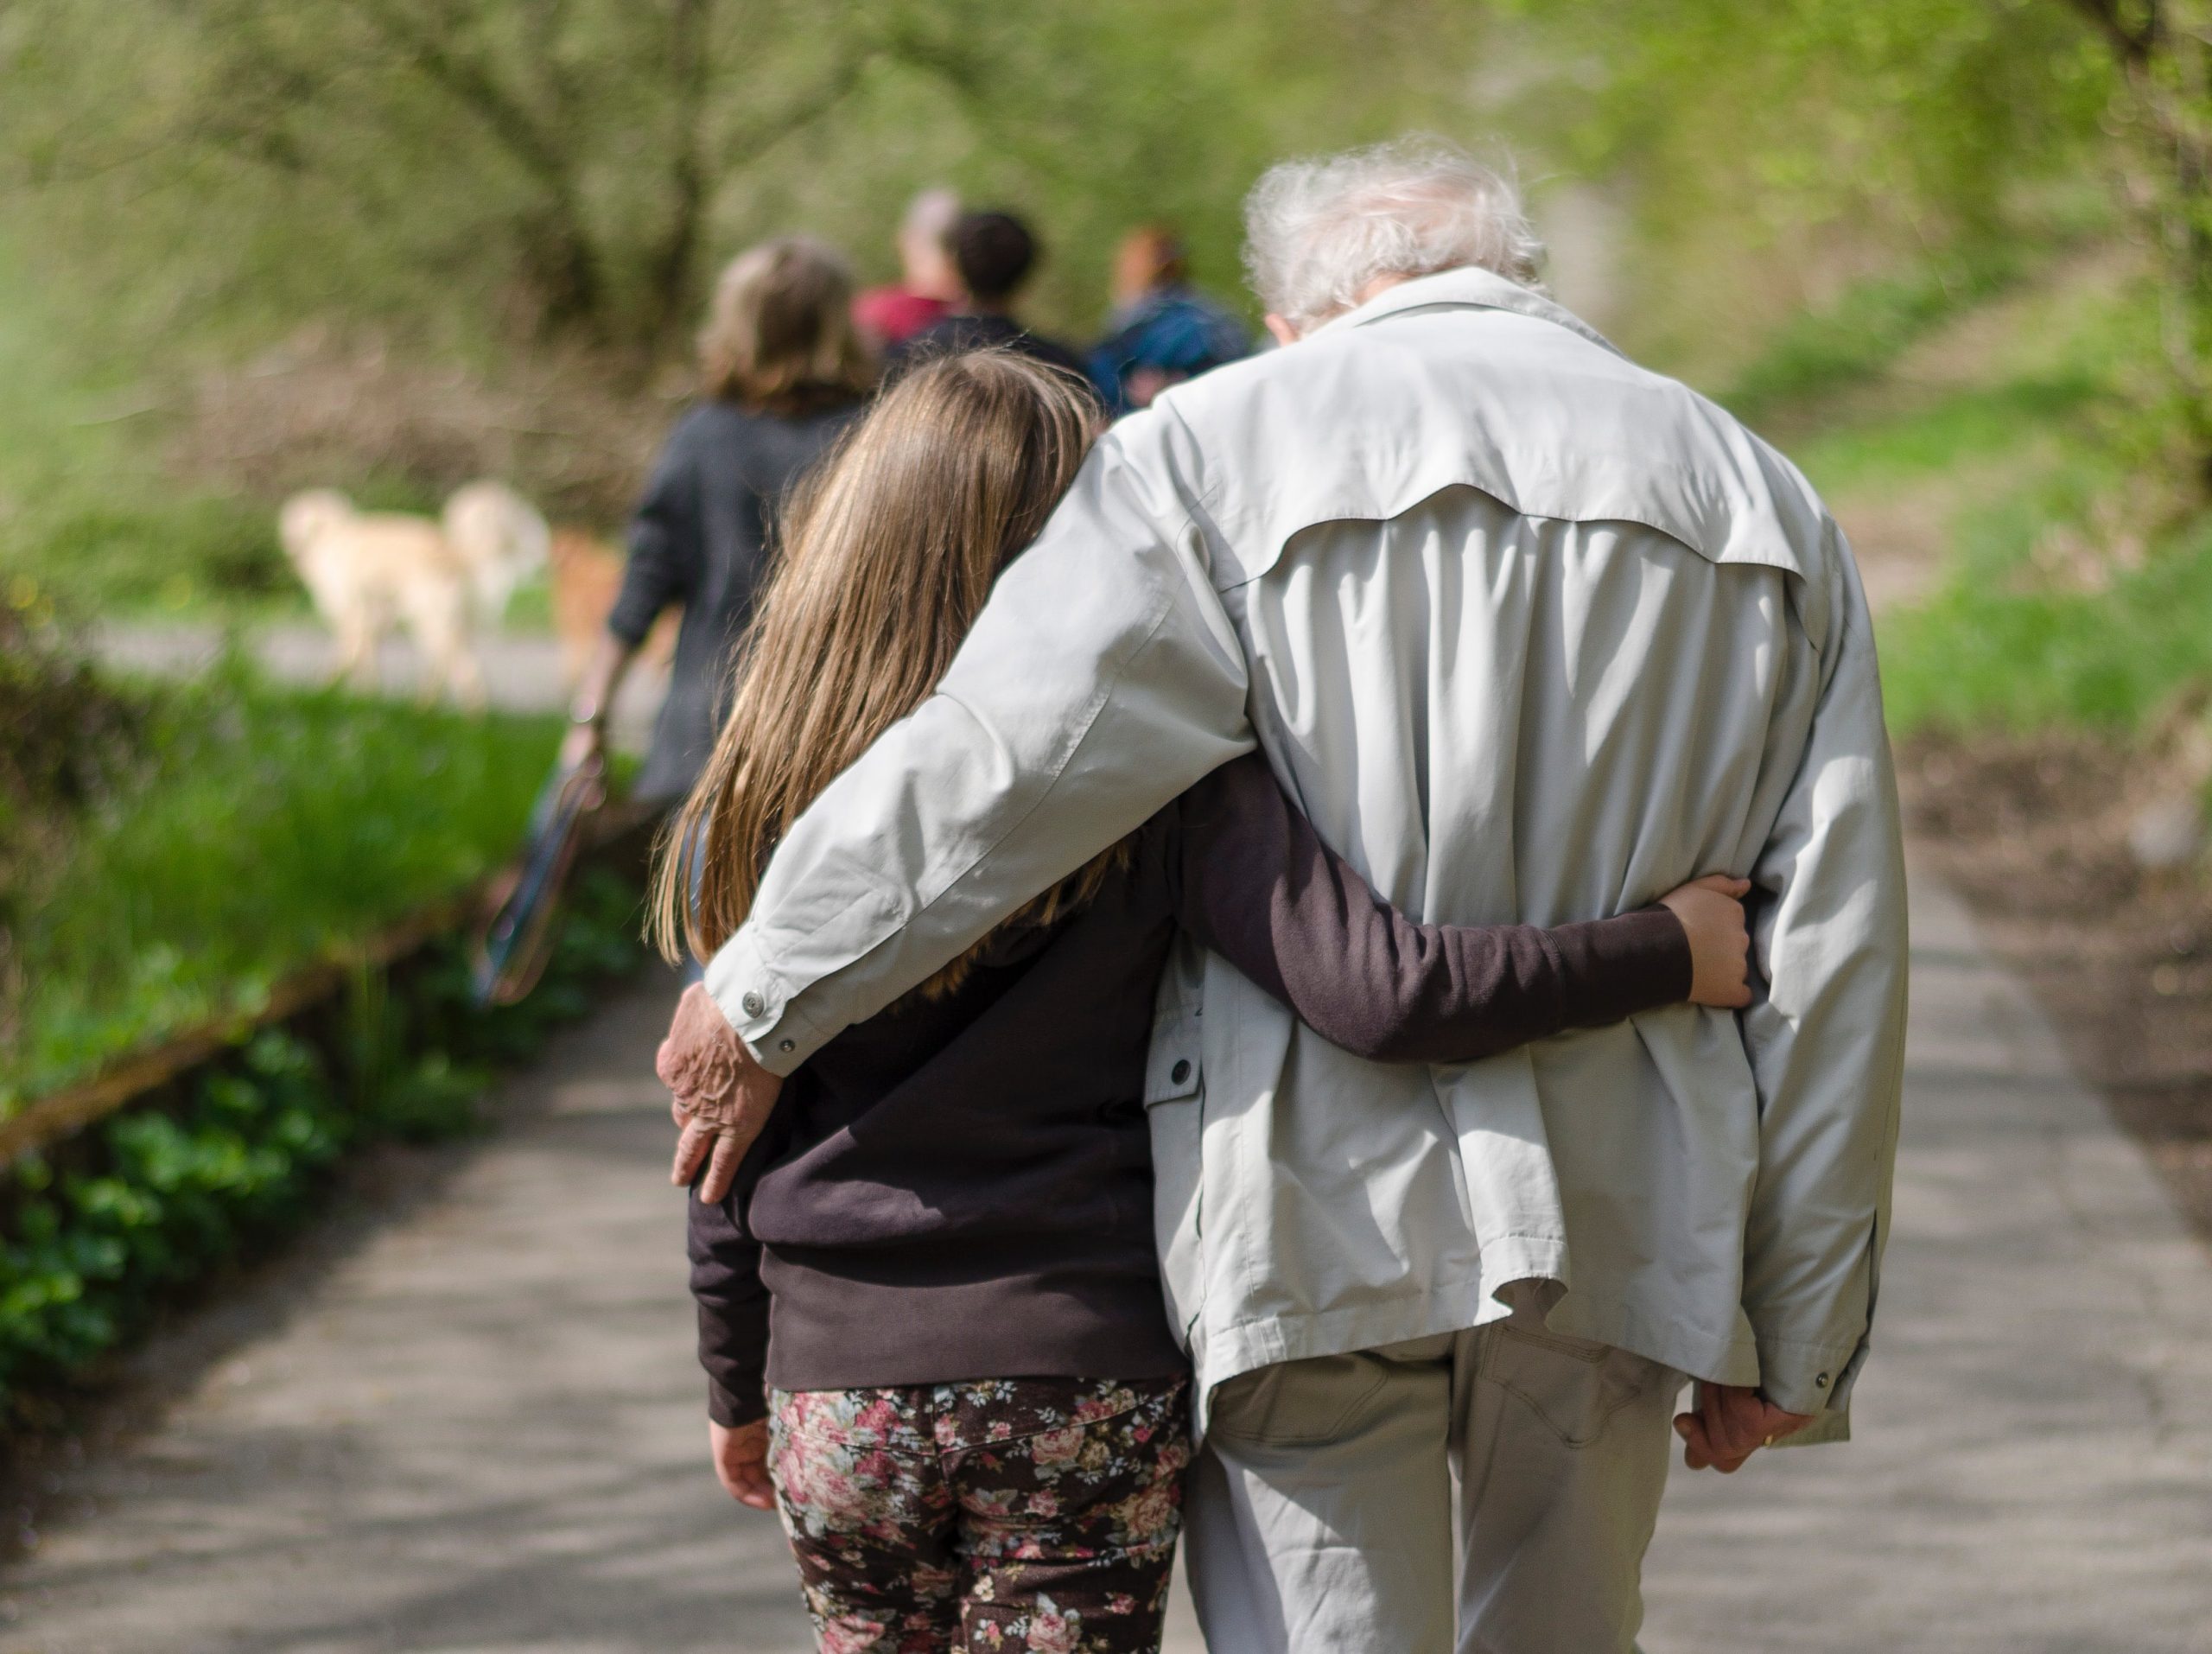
[709,1418,776,1511]
[658,983,785,1202]
[1674,1382,1813,1473]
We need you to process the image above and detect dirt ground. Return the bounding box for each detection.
[1900,732,2212,1242]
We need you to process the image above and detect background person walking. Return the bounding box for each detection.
[852,187,964,351]
[1088,226,1251,414]
[560,237,873,809]
[886,210,1093,388]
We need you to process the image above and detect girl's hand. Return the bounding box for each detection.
[709,1418,777,1511]
[1657,875,1755,1008]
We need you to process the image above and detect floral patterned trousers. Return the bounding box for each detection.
[766,1374,1191,1653]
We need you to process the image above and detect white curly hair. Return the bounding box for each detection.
[1242,137,1546,334]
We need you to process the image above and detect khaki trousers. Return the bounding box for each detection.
[1185,1316,1683,1654]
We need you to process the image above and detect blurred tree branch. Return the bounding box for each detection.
[2058,0,2212,469]
[2066,0,2164,67]
[0,0,1491,378]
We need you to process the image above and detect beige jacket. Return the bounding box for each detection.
[706,266,1909,1442]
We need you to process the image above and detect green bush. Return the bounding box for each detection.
[0,865,645,1415]
[17,495,289,614]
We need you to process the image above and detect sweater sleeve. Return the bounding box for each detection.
[607,423,702,647]
[1169,754,1693,1064]
[687,1186,771,1428]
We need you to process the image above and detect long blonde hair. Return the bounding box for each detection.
[652,352,1113,979]
[697,236,875,414]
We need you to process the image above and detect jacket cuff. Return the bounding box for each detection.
[708,1376,767,1428]
[1755,1329,1866,1418]
[704,926,840,1076]
[1773,1407,1851,1448]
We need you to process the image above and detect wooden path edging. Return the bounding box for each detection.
[0,892,482,1169]
[0,804,656,1169]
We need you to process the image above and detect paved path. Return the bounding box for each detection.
[91,620,667,754]
[1642,864,2212,1652]
[11,636,2212,1648]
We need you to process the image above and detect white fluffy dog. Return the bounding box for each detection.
[277,481,550,709]
[442,478,550,625]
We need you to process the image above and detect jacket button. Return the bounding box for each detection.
[1171,1059,1192,1085]
[741,991,765,1018]
[779,1039,795,1053]
[1815,1372,1830,1388]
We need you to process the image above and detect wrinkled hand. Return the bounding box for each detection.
[709,1418,776,1511]
[658,983,784,1202]
[1657,875,1755,1009]
[1674,1382,1813,1473]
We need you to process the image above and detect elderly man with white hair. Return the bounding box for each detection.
[673,138,1908,1651]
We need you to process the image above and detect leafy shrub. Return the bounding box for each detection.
[0,863,645,1415]
[18,494,289,613]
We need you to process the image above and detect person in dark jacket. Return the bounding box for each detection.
[1087,225,1252,414]
[648,353,1757,1654]
[561,236,874,805]
[884,210,1094,390]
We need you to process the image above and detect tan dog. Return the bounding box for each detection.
[549,528,677,685]
[277,489,486,708]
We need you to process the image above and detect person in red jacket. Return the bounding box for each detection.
[851,187,963,349]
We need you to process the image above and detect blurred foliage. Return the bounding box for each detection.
[0,0,1488,359]
[1883,520,2212,733]
[0,867,646,1417]
[1493,0,2118,379]
[0,0,1496,608]
[1,660,563,1111]
[2056,3,2212,465]
[1719,250,2031,429]
[0,595,152,1060]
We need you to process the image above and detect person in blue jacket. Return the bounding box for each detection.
[1087,226,1252,414]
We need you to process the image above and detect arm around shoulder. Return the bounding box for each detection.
[707,416,1257,1072]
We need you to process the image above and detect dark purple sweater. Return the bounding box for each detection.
[688,754,1691,1426]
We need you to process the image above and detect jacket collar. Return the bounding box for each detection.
[1316,265,1625,359]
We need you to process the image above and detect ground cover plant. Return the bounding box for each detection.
[0,617,649,1418]
[1,652,565,1114]
[0,864,645,1421]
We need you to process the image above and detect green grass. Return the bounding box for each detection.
[1716,253,2024,428]
[1719,247,2206,743]
[3,665,563,1112]
[1881,524,2212,737]
[1789,376,2101,499]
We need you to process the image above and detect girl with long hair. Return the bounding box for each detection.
[658,351,1751,1653]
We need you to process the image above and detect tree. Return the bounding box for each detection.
[1483,0,2113,381]
[2063,2,2212,463]
[0,0,1490,363]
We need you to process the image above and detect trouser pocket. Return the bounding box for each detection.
[1206,1351,1395,1447]
[1478,1322,1666,1450]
